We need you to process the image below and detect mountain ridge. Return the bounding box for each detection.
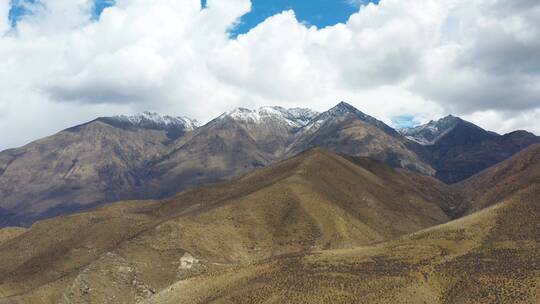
[399,115,540,183]
[0,103,538,227]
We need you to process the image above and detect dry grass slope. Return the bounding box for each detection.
[1,146,539,303]
[146,184,540,304]
[0,149,456,304]
[143,145,540,304]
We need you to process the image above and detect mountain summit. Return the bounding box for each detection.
[306,101,399,137]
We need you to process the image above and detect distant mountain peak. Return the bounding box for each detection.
[400,119,453,145]
[438,114,461,124]
[399,115,482,145]
[323,101,368,118]
[333,101,358,111]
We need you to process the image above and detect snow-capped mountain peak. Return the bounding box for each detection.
[101,112,199,131]
[221,106,319,128]
[284,108,320,125]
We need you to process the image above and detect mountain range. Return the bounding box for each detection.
[0,142,538,303]
[0,102,538,227]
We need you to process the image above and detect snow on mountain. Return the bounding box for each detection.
[222,106,319,128]
[399,115,461,145]
[104,112,199,131]
[286,108,320,125]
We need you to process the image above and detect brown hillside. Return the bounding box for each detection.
[0,149,454,304]
[146,171,540,304]
[456,143,540,215]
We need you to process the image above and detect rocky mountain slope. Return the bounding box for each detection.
[400,116,540,183]
[0,114,196,227]
[138,106,320,199]
[286,102,434,175]
[0,149,457,303]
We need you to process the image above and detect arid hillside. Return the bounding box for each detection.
[0,149,457,304]
[455,143,540,214]
[149,184,539,304]
[142,146,540,304]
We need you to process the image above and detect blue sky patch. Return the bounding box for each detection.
[10,1,377,32]
[92,0,115,20]
[8,0,116,26]
[8,0,41,27]
[227,0,379,38]
[391,115,419,129]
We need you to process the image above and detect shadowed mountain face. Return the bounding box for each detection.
[286,102,435,175]
[0,117,193,227]
[0,149,456,303]
[1,147,538,304]
[455,143,540,215]
[400,116,540,184]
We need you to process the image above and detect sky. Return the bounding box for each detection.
[229,0,376,37]
[0,0,539,150]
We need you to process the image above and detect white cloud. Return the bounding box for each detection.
[0,0,539,150]
[464,109,540,136]
[0,0,9,35]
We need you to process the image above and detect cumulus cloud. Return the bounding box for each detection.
[0,0,539,150]
[464,109,540,136]
[414,0,540,113]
